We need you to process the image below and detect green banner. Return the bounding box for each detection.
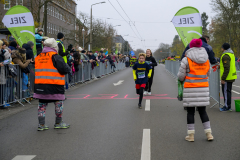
[2,6,36,55]
[172,6,202,47]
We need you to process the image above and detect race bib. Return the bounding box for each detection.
[138,72,145,79]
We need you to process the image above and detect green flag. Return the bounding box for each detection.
[172,6,202,47]
[2,6,36,55]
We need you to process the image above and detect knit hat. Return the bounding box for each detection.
[189,39,202,48]
[222,43,230,50]
[57,32,64,39]
[9,41,17,48]
[81,50,86,53]
[44,38,58,52]
[18,48,26,54]
[27,41,34,47]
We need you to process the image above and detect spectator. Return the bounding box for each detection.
[33,38,70,131]
[22,41,34,61]
[177,39,213,142]
[220,43,237,112]
[35,28,43,55]
[1,39,11,62]
[12,48,33,99]
[57,32,68,63]
[9,41,17,51]
[181,36,217,64]
[89,51,97,79]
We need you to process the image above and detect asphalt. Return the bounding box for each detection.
[1,65,240,160]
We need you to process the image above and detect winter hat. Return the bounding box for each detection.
[9,41,17,48]
[57,32,64,39]
[81,50,86,53]
[78,47,83,51]
[27,41,34,47]
[222,43,230,50]
[44,38,58,52]
[18,48,26,54]
[189,39,202,48]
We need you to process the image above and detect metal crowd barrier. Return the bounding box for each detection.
[0,62,125,107]
[165,60,221,108]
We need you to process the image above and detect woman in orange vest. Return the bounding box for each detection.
[177,39,214,142]
[34,38,71,131]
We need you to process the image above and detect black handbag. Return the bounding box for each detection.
[21,65,30,73]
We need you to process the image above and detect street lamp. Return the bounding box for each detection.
[82,19,87,49]
[90,1,106,51]
[82,28,85,49]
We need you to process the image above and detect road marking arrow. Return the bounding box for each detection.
[113,80,124,86]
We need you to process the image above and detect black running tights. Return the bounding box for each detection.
[136,87,144,105]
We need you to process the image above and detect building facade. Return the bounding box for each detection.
[0,0,77,46]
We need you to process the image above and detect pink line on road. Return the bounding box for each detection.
[67,97,177,100]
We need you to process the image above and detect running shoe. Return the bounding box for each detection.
[143,91,148,95]
[228,108,233,112]
[148,92,152,95]
[54,121,70,129]
[38,124,49,131]
[138,104,142,109]
[220,106,229,112]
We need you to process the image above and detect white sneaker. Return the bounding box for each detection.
[143,91,148,95]
[148,92,151,95]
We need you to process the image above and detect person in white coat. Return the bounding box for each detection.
[177,39,214,142]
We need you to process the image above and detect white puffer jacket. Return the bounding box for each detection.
[177,47,210,107]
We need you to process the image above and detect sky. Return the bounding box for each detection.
[76,0,216,52]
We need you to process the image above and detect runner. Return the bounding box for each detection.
[144,49,158,95]
[132,53,152,109]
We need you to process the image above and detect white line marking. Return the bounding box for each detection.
[141,129,151,160]
[233,85,240,88]
[145,100,150,111]
[12,155,36,160]
[232,90,240,94]
[113,80,124,86]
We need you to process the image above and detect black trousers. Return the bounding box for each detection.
[187,107,209,124]
[222,82,233,109]
[145,71,154,92]
[136,87,144,105]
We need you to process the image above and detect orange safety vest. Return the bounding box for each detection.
[184,57,210,88]
[35,51,65,85]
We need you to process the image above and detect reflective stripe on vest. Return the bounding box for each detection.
[220,52,237,80]
[184,57,210,88]
[35,51,65,85]
[57,40,67,63]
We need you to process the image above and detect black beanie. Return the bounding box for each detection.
[10,41,17,48]
[81,50,86,53]
[222,43,230,50]
[57,32,64,39]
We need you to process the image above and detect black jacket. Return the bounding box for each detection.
[181,38,217,64]
[145,56,157,70]
[22,44,34,60]
[0,49,6,62]
[34,54,71,95]
[58,42,68,58]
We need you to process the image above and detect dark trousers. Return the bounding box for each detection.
[187,107,209,124]
[136,87,144,105]
[222,82,233,109]
[145,71,154,92]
